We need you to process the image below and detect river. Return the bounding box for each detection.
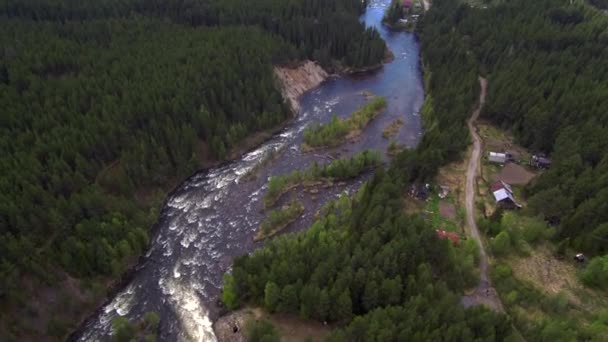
[73,0,424,340]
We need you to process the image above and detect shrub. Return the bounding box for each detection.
[492,231,512,256]
[580,255,608,290]
[246,319,280,342]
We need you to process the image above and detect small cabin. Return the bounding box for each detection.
[491,180,521,209]
[530,154,551,169]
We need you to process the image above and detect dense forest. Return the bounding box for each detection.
[0,0,387,339]
[222,0,518,339]
[449,0,608,255]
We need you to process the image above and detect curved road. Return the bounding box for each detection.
[461,77,503,312]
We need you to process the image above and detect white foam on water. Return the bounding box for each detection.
[186,211,199,224]
[168,193,193,210]
[173,263,182,278]
[180,229,198,248]
[168,220,180,231]
[195,194,214,210]
[163,279,217,342]
[163,242,173,257]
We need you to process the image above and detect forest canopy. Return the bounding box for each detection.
[448,0,608,255]
[0,0,386,338]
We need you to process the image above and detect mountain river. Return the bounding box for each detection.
[73,0,424,340]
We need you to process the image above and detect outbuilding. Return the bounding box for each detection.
[488,152,508,164]
[436,229,460,246]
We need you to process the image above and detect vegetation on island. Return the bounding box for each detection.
[110,311,160,342]
[263,150,383,208]
[256,201,305,241]
[302,97,387,151]
[382,119,404,139]
[0,0,388,339]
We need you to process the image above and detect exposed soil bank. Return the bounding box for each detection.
[274,61,329,113]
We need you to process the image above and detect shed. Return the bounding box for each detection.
[488,152,507,164]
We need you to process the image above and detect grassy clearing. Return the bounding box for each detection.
[255,201,305,241]
[423,194,461,233]
[481,207,608,339]
[491,243,608,340]
[382,118,404,139]
[302,97,387,151]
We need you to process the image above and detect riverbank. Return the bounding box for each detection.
[214,307,331,342]
[67,60,331,341]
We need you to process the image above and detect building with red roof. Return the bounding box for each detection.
[436,229,460,246]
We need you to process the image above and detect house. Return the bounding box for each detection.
[530,154,551,169]
[491,180,522,209]
[574,253,586,263]
[488,152,508,164]
[436,229,460,246]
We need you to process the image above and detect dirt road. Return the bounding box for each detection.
[461,77,504,312]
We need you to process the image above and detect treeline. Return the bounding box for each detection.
[450,0,608,255]
[0,0,387,338]
[1,0,386,70]
[303,96,387,150]
[264,150,383,207]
